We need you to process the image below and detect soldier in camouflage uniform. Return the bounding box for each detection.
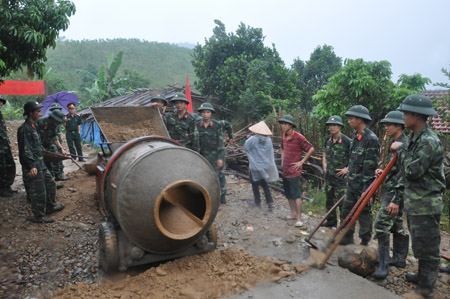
[391,95,444,298]
[0,96,17,197]
[36,109,68,189]
[65,102,85,162]
[321,115,351,227]
[217,119,234,204]
[340,105,380,245]
[164,92,199,152]
[197,103,226,203]
[48,103,67,181]
[373,111,409,279]
[18,101,64,223]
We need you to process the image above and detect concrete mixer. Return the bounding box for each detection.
[91,107,220,272]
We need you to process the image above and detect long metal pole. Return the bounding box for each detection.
[317,155,397,269]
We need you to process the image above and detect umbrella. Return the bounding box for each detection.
[41,92,79,116]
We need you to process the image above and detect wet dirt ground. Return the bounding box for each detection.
[0,120,449,298]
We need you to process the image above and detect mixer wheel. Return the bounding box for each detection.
[207,224,218,249]
[99,222,119,273]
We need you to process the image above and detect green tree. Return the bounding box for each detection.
[0,0,76,78]
[397,73,431,90]
[292,45,342,112]
[313,58,429,126]
[192,20,297,119]
[435,65,450,89]
[117,69,151,92]
[78,51,126,105]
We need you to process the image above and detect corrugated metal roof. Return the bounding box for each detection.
[77,86,232,121]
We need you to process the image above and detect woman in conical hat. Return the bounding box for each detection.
[244,121,279,210]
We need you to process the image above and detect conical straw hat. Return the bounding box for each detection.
[249,121,272,136]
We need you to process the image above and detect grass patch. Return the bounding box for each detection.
[302,187,327,215]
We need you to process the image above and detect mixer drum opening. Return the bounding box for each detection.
[155,180,211,240]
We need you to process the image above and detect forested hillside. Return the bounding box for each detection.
[45,38,196,92]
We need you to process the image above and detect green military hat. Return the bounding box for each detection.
[49,103,62,111]
[326,115,344,126]
[345,105,372,121]
[23,100,43,116]
[397,94,437,116]
[278,115,296,128]
[0,95,6,104]
[381,111,404,124]
[151,93,168,106]
[198,102,216,113]
[48,110,65,123]
[170,92,189,104]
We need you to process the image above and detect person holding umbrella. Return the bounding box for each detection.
[65,102,85,162]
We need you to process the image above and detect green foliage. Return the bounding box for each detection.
[0,0,76,78]
[44,38,195,92]
[192,20,297,120]
[397,73,431,90]
[313,59,396,124]
[435,65,450,89]
[292,45,342,112]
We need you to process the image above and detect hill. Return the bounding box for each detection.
[45,38,197,92]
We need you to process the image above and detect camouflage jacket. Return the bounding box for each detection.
[164,110,199,152]
[381,133,408,205]
[324,133,351,185]
[218,120,234,140]
[0,111,10,147]
[397,125,445,215]
[17,119,46,171]
[347,127,380,192]
[197,119,224,165]
[36,117,59,150]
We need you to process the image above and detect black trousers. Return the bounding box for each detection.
[250,173,273,206]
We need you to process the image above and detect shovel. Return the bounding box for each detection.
[304,194,345,250]
[316,155,398,269]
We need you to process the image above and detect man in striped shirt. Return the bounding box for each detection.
[278,115,315,227]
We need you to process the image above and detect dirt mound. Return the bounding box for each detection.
[54,248,300,299]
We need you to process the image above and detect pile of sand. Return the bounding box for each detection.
[54,248,307,299]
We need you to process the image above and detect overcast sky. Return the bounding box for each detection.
[63,0,450,89]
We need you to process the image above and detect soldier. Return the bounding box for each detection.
[217,119,234,205]
[0,96,17,197]
[278,115,315,227]
[48,103,68,181]
[321,115,351,227]
[197,103,225,203]
[391,95,444,298]
[36,109,69,189]
[65,102,85,162]
[218,119,234,144]
[150,94,168,114]
[18,101,64,223]
[340,105,380,245]
[373,111,409,279]
[164,92,199,152]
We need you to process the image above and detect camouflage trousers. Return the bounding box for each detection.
[374,191,406,239]
[45,145,65,180]
[0,147,16,190]
[203,153,226,198]
[325,181,346,224]
[341,187,373,243]
[407,214,441,262]
[23,168,56,218]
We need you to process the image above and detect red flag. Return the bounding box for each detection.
[185,75,193,113]
[0,80,45,95]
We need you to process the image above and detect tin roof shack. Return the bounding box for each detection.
[77,87,232,147]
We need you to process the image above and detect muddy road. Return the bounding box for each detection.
[0,121,448,298]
